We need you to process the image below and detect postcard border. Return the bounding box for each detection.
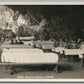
[0,1,84,82]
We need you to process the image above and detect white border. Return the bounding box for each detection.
[0,1,84,5]
[0,1,84,82]
[0,79,84,82]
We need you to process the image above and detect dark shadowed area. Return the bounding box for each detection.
[7,5,84,42]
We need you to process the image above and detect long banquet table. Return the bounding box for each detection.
[1,44,59,74]
[54,47,84,67]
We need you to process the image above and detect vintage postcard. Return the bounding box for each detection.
[0,1,84,82]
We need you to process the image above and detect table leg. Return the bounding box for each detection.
[8,65,15,75]
[4,65,8,73]
[80,58,83,67]
[46,64,49,71]
[71,56,74,63]
[53,64,58,73]
[68,56,70,62]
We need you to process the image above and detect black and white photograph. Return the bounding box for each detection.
[0,3,84,82]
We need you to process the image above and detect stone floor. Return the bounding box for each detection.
[0,62,84,79]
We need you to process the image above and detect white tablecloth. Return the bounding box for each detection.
[54,47,65,54]
[55,47,84,58]
[1,48,58,64]
[64,49,84,58]
[54,47,84,58]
